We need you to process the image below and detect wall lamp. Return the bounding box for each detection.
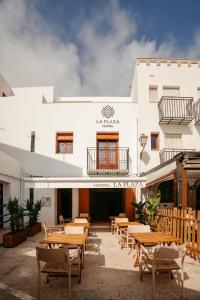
[139,133,148,159]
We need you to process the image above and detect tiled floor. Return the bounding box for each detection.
[0,228,200,299]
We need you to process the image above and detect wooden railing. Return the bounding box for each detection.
[155,207,200,260]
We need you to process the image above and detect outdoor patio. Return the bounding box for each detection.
[0,228,200,300]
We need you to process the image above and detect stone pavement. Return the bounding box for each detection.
[0,228,200,300]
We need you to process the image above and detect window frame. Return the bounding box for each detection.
[150,132,160,151]
[56,132,73,154]
[149,85,158,103]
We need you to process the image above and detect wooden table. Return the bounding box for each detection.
[131,232,179,267]
[40,233,87,266]
[64,222,90,228]
[117,221,141,228]
[109,216,127,220]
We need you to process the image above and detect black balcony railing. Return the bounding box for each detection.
[159,148,195,164]
[194,98,200,124]
[158,96,194,125]
[87,147,129,175]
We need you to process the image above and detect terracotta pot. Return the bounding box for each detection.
[3,230,27,248]
[26,222,41,236]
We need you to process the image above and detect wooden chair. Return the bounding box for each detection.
[139,245,185,299]
[74,218,88,223]
[59,215,72,224]
[120,225,151,250]
[112,217,129,235]
[64,226,85,234]
[36,246,81,300]
[43,222,64,238]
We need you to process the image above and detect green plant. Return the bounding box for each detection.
[26,199,43,226]
[145,193,160,227]
[132,200,146,223]
[4,197,24,233]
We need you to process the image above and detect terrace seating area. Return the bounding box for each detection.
[0,212,200,300]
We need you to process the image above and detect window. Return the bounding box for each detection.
[151,132,159,150]
[163,86,180,97]
[165,134,182,148]
[96,132,119,169]
[149,85,158,102]
[197,87,200,99]
[29,188,34,201]
[30,131,35,152]
[56,132,73,154]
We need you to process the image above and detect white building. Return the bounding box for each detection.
[133,58,200,210]
[0,74,145,226]
[1,57,200,227]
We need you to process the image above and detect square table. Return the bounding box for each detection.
[130,232,179,267]
[40,233,87,266]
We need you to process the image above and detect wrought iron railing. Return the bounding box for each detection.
[87,147,129,174]
[158,96,194,125]
[159,148,195,164]
[194,98,200,124]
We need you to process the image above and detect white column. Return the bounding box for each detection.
[72,188,79,218]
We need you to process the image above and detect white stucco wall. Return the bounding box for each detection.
[132,59,200,172]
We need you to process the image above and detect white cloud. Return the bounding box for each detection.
[0,0,184,96]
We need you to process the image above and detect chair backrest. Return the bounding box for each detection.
[43,222,50,237]
[74,218,88,223]
[115,218,128,223]
[36,246,69,265]
[59,215,64,224]
[129,224,150,233]
[119,213,126,217]
[154,245,185,260]
[64,226,84,234]
[80,213,89,218]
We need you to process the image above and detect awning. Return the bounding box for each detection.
[145,161,176,187]
[24,176,146,189]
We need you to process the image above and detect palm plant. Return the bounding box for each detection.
[145,193,160,228]
[4,197,24,233]
[26,198,43,226]
[132,200,146,223]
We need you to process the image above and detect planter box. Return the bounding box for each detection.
[26,222,41,236]
[3,230,27,248]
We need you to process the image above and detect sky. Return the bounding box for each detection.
[0,0,200,96]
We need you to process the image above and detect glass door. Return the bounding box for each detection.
[97,141,118,169]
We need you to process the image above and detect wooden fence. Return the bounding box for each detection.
[155,207,200,260]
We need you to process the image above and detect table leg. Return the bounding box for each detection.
[133,243,140,267]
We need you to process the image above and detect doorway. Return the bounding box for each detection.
[0,183,3,228]
[196,185,200,211]
[90,189,123,221]
[57,189,72,222]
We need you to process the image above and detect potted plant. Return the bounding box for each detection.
[145,193,160,229]
[3,197,27,247]
[25,198,43,236]
[132,200,146,223]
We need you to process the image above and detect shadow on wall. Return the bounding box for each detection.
[141,151,151,165]
[0,142,83,177]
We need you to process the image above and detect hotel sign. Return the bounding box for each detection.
[25,180,144,189]
[96,105,120,128]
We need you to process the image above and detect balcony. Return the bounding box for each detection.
[159,148,195,164]
[158,96,194,125]
[194,99,200,124]
[87,147,129,175]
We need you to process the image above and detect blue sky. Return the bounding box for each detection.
[0,0,200,96]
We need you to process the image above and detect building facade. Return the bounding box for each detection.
[0,75,145,225]
[1,57,200,227]
[133,58,200,210]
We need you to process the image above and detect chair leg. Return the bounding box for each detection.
[152,268,156,300]
[46,274,50,283]
[68,266,71,300]
[37,273,40,300]
[180,269,184,300]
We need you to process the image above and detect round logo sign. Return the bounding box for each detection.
[101,105,115,118]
